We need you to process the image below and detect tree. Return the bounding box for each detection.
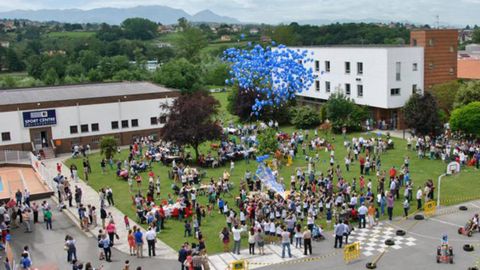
[100,136,118,159]
[454,80,480,108]
[79,50,99,72]
[5,48,25,71]
[403,92,442,136]
[272,24,300,46]
[153,58,204,93]
[42,68,59,85]
[203,60,230,86]
[257,128,279,155]
[160,91,222,160]
[121,18,158,40]
[473,28,480,43]
[450,102,480,137]
[66,63,84,77]
[174,27,208,63]
[431,81,461,115]
[325,93,367,133]
[290,106,321,129]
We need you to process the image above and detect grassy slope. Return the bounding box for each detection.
[65,91,480,254]
[47,31,96,38]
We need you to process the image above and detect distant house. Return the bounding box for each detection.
[458,29,474,44]
[220,35,232,42]
[458,44,480,79]
[0,41,9,48]
[158,25,175,34]
[156,42,172,48]
[45,50,66,56]
[249,28,259,35]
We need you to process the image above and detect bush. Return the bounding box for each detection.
[100,136,118,159]
[289,106,321,129]
[325,93,367,133]
[257,128,279,155]
[450,102,480,138]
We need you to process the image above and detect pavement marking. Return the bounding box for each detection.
[469,202,480,209]
[429,217,463,228]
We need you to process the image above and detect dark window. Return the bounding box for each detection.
[357,62,363,75]
[390,88,401,96]
[80,124,89,133]
[345,62,351,74]
[325,61,330,72]
[1,132,11,141]
[150,117,158,125]
[325,81,331,93]
[70,125,78,134]
[412,84,418,94]
[91,123,99,132]
[413,63,418,71]
[345,83,351,95]
[315,80,320,91]
[111,121,119,130]
[315,61,320,72]
[159,116,167,124]
[412,39,417,46]
[131,119,139,127]
[357,85,363,97]
[121,120,129,128]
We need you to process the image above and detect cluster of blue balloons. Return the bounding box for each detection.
[256,154,270,163]
[223,43,315,115]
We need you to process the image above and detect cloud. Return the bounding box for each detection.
[0,0,478,25]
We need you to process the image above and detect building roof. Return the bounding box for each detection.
[0,82,177,106]
[458,59,480,80]
[289,44,413,49]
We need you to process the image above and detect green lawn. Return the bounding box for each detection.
[65,93,480,254]
[47,31,96,38]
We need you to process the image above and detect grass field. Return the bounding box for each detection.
[47,31,96,38]
[65,92,480,254]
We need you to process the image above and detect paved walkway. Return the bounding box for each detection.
[42,155,177,260]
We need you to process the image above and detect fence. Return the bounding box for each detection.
[29,152,56,191]
[0,150,31,165]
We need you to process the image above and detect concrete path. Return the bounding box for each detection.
[41,155,177,260]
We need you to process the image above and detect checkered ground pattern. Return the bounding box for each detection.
[348,222,417,257]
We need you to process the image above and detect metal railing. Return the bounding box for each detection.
[0,150,32,165]
[29,152,56,191]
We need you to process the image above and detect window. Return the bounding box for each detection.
[121,120,129,128]
[91,123,99,132]
[70,125,78,134]
[412,39,417,46]
[357,62,363,75]
[325,81,331,93]
[429,62,434,70]
[412,84,418,94]
[449,67,454,75]
[345,83,351,95]
[131,119,139,127]
[111,121,119,130]
[159,116,167,124]
[325,61,330,72]
[428,39,434,46]
[345,62,351,74]
[315,61,320,72]
[315,80,320,91]
[357,85,363,97]
[1,132,11,141]
[413,63,418,71]
[395,62,401,81]
[449,46,454,53]
[390,88,400,96]
[150,117,158,125]
[80,124,89,133]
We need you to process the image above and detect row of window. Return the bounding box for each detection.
[1,132,10,142]
[70,123,100,134]
[69,117,167,134]
[314,80,418,97]
[314,60,363,75]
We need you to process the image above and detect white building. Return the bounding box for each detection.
[0,82,178,154]
[296,46,424,128]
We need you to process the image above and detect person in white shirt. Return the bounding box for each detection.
[358,204,368,229]
[416,187,423,210]
[144,227,157,258]
[231,225,244,255]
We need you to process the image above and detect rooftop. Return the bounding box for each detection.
[289,44,413,49]
[0,82,176,106]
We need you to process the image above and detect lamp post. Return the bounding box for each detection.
[437,173,447,207]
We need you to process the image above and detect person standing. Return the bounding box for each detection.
[231,225,244,255]
[248,228,255,255]
[358,203,367,229]
[281,226,292,258]
[416,187,423,210]
[106,187,114,206]
[24,189,30,207]
[303,227,312,255]
[145,227,156,257]
[387,193,394,221]
[367,204,376,228]
[65,235,77,263]
[44,208,52,230]
[100,207,107,229]
[134,228,144,258]
[99,234,112,262]
[106,221,117,245]
[178,244,188,270]
[334,221,345,249]
[403,198,410,218]
[32,202,39,224]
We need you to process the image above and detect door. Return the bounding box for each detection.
[40,131,48,147]
[29,127,52,150]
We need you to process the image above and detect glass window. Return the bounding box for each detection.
[412,84,417,94]
[131,119,139,127]
[357,62,363,75]
[325,81,331,93]
[412,39,417,46]
[449,67,454,75]
[395,62,401,81]
[357,85,363,97]
[1,132,11,141]
[345,62,351,74]
[413,63,418,71]
[111,121,119,130]
[390,88,401,96]
[150,117,158,125]
[91,123,99,132]
[325,61,330,72]
[428,39,434,46]
[121,120,129,128]
[80,124,89,133]
[315,80,320,91]
[159,116,167,124]
[70,126,78,134]
[345,83,351,95]
[315,61,320,72]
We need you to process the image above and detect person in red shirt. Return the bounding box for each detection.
[359,156,365,175]
[389,166,397,181]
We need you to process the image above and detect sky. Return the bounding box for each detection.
[0,0,479,26]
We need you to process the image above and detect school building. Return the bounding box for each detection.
[0,82,179,155]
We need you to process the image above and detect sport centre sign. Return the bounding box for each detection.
[23,109,57,128]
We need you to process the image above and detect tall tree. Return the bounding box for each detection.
[174,27,207,63]
[454,80,480,108]
[153,58,204,93]
[450,102,480,138]
[121,18,158,40]
[431,81,461,115]
[160,91,222,160]
[403,92,442,136]
[325,92,367,133]
[100,136,118,159]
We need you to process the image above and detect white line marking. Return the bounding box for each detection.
[469,202,480,209]
[429,217,463,228]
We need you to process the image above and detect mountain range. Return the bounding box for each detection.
[0,5,241,25]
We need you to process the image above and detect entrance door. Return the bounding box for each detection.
[30,127,52,150]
